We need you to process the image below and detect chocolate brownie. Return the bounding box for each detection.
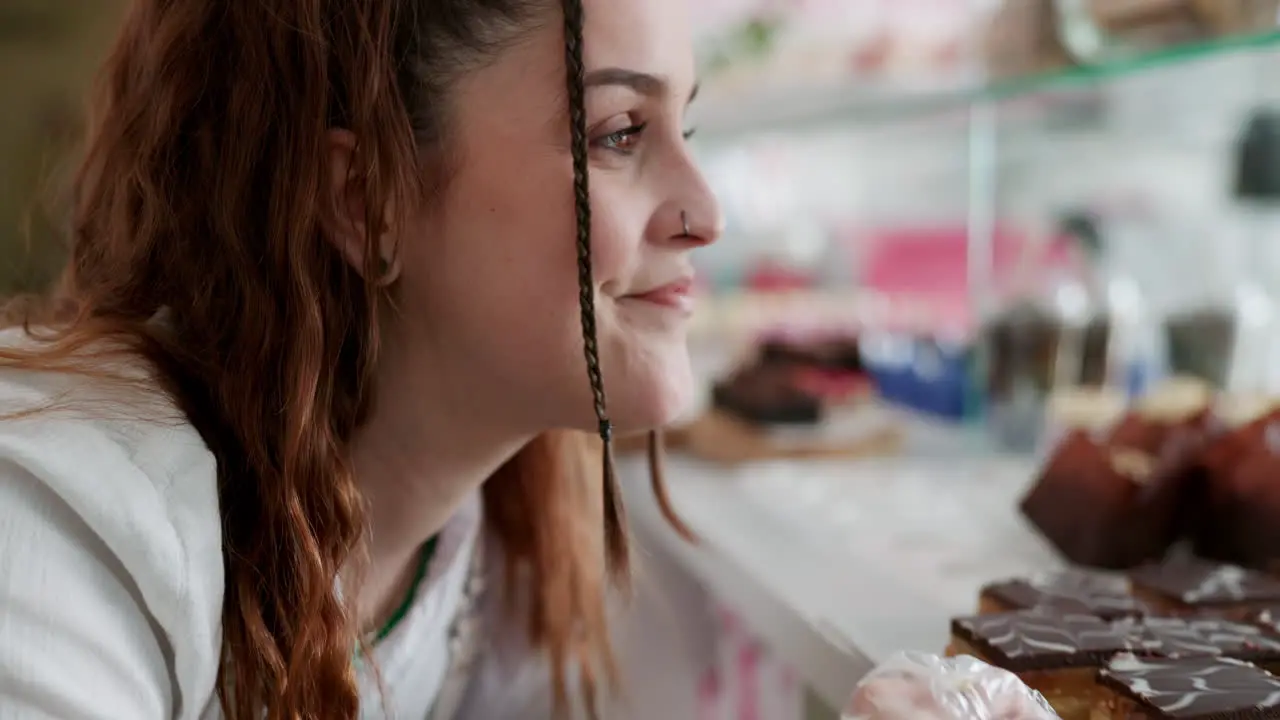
[1118,616,1280,666]
[1130,560,1280,617]
[1098,653,1280,718]
[980,569,1150,619]
[950,612,1132,671]
[1252,607,1280,635]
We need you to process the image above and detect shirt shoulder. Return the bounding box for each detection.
[0,351,224,719]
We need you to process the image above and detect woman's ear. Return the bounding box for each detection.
[322,129,400,284]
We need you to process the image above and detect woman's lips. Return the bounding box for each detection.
[623,278,695,315]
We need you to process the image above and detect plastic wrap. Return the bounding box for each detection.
[842,652,1060,720]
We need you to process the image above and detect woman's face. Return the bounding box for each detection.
[391,0,721,435]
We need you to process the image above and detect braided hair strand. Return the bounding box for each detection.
[560,0,631,578]
[560,0,697,570]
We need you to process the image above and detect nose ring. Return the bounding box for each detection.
[681,210,691,237]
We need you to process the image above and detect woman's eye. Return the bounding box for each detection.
[595,122,647,153]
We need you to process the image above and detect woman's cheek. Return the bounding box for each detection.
[588,197,643,287]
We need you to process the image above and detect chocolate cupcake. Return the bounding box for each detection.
[1192,397,1280,567]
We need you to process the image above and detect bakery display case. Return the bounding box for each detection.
[687,5,1280,431]
[634,3,1280,719]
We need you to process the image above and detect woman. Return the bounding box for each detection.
[0,0,720,717]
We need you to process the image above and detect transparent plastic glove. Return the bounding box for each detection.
[842,652,1060,720]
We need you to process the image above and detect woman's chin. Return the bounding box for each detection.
[610,366,697,435]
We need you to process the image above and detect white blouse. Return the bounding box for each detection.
[0,358,569,720]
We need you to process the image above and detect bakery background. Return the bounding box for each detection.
[7,2,1280,719]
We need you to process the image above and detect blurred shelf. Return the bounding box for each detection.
[693,29,1280,139]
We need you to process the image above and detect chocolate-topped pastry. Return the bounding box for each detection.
[1021,379,1213,569]
[950,612,1132,672]
[947,609,1280,720]
[710,364,821,425]
[1117,616,1280,668]
[1250,607,1280,635]
[948,611,1133,720]
[979,569,1150,619]
[1096,653,1280,719]
[1130,559,1280,618]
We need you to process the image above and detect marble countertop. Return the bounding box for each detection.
[621,423,1061,710]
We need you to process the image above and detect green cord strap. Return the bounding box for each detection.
[372,536,439,646]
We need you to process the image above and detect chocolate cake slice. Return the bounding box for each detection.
[1111,377,1214,456]
[1020,430,1192,569]
[1021,379,1213,569]
[1130,560,1280,618]
[1201,437,1280,570]
[979,569,1150,619]
[1096,654,1280,719]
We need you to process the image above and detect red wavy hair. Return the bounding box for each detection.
[0,0,674,718]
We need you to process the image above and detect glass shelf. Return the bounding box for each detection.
[986,29,1280,102]
[692,29,1280,140]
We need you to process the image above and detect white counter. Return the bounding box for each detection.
[621,435,1062,711]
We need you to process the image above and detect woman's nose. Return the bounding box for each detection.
[662,198,723,248]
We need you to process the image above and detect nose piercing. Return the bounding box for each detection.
[681,210,691,237]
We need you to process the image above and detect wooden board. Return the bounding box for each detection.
[615,425,694,455]
[680,408,902,464]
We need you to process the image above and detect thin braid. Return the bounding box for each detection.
[561,0,630,579]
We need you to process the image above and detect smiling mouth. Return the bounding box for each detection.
[620,278,695,315]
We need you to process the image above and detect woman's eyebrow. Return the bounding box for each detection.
[584,67,699,104]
